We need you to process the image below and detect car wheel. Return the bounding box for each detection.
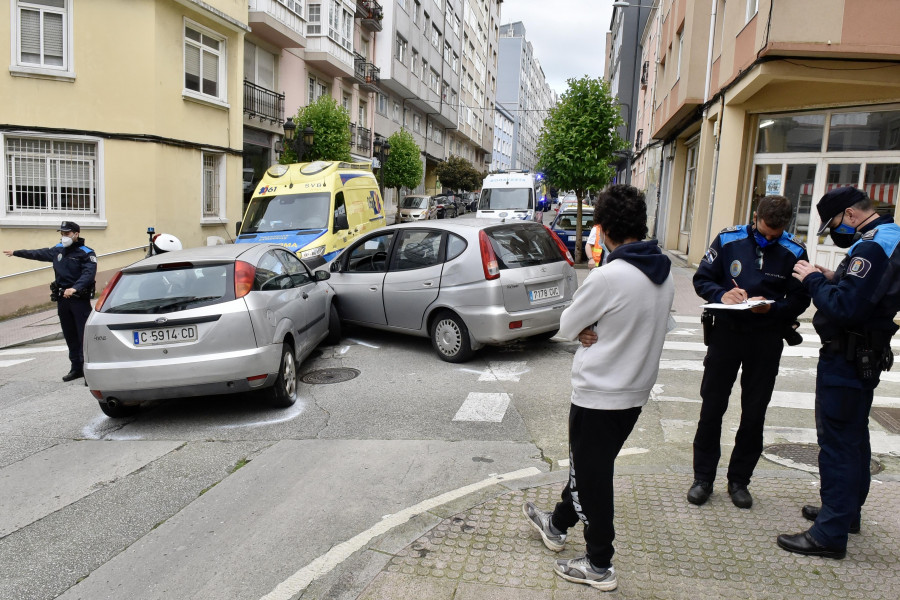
[98,400,139,419]
[265,343,298,408]
[430,310,474,363]
[326,303,342,345]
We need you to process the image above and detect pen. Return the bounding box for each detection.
[732,278,739,288]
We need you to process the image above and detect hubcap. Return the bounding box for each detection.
[283,352,297,397]
[435,319,461,356]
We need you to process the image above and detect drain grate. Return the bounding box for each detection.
[300,367,360,385]
[872,407,900,434]
[763,443,882,475]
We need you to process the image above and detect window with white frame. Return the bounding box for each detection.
[676,31,683,80]
[393,102,401,122]
[431,24,441,48]
[414,114,421,133]
[5,136,99,216]
[412,49,420,77]
[202,152,224,219]
[376,93,388,116]
[244,41,275,90]
[184,21,226,101]
[308,76,329,102]
[413,0,421,25]
[13,0,72,74]
[276,0,305,18]
[307,2,322,34]
[395,36,408,64]
[341,5,353,51]
[746,0,758,22]
[429,69,439,92]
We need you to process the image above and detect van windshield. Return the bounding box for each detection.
[479,188,534,211]
[401,196,428,209]
[242,192,331,233]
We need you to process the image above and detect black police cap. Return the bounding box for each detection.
[816,187,866,235]
[57,221,80,233]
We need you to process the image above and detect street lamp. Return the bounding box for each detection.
[373,134,391,198]
[282,117,315,162]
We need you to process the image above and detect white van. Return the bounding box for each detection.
[476,171,549,221]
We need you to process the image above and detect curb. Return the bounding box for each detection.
[0,330,64,350]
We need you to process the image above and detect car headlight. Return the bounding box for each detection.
[300,245,326,259]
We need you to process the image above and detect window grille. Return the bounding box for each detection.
[6,137,97,214]
[202,153,222,217]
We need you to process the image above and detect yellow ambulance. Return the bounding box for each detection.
[236,161,386,262]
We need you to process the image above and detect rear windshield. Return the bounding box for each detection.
[555,213,594,231]
[401,196,428,209]
[242,192,331,233]
[479,187,534,211]
[485,225,562,269]
[102,265,232,314]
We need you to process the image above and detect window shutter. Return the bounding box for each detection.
[43,12,65,66]
[185,43,200,91]
[202,51,218,96]
[19,9,41,63]
[244,41,256,84]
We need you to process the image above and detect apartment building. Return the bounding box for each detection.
[490,103,514,172]
[1,0,246,313]
[495,22,555,172]
[639,0,900,270]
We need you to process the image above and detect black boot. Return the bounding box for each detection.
[62,368,84,382]
[801,505,860,534]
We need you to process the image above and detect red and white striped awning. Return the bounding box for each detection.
[797,183,896,204]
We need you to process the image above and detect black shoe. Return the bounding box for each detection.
[727,482,753,509]
[687,480,713,505]
[801,505,860,534]
[62,369,84,382]
[776,531,846,559]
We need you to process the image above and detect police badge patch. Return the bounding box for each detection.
[730,260,742,277]
[90,256,97,263]
[704,247,718,264]
[57,253,63,261]
[847,257,871,278]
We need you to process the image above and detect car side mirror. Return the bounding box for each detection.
[333,214,349,232]
[330,260,342,273]
[315,270,330,281]
[235,220,242,236]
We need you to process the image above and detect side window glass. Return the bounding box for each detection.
[446,233,467,261]
[393,230,443,271]
[346,232,395,273]
[255,251,290,290]
[333,191,348,231]
[275,249,313,286]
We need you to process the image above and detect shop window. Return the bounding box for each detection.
[827,110,900,152]
[756,114,825,153]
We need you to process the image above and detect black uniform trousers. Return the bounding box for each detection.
[550,404,641,569]
[809,352,873,550]
[693,323,783,486]
[58,297,92,371]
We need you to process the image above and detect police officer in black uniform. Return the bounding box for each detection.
[4,221,97,381]
[688,195,811,509]
[778,187,900,559]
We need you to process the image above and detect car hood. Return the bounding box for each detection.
[236,229,326,250]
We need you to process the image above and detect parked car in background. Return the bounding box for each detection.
[399,194,437,222]
[463,192,479,212]
[84,244,340,417]
[326,218,576,362]
[550,209,595,261]
[434,194,458,219]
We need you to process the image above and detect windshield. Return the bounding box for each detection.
[241,192,331,233]
[103,265,231,314]
[401,196,428,209]
[479,187,534,211]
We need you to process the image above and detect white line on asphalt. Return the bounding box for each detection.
[457,368,486,376]
[0,358,33,368]
[654,391,900,410]
[0,345,67,356]
[453,392,511,422]
[258,467,543,600]
[663,340,822,358]
[658,359,821,378]
[338,345,350,354]
[345,338,379,348]
[479,361,528,382]
[557,446,649,469]
[217,401,306,429]
[765,426,900,454]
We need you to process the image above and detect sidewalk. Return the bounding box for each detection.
[0,308,62,349]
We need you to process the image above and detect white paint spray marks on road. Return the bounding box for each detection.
[0,345,67,356]
[258,467,542,600]
[453,392,511,422]
[0,358,33,368]
[217,401,307,428]
[345,338,379,348]
[479,361,529,382]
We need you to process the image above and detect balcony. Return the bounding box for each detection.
[248,0,307,48]
[356,0,384,31]
[349,123,372,154]
[304,35,355,78]
[354,53,380,91]
[640,61,649,89]
[244,80,285,124]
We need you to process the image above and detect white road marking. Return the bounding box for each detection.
[764,426,900,454]
[670,328,700,336]
[453,392,511,422]
[217,402,306,429]
[658,360,820,378]
[663,340,821,358]
[479,361,528,382]
[618,447,650,457]
[0,345,67,356]
[258,467,543,600]
[457,368,486,376]
[345,338,379,348]
[558,458,569,467]
[0,358,33,368]
[659,360,706,371]
[654,390,899,410]
[338,346,350,355]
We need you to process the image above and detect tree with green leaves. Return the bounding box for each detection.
[382,129,423,222]
[536,76,627,261]
[280,96,352,164]
[435,155,482,192]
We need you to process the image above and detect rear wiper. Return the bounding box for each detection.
[153,296,221,311]
[105,297,195,313]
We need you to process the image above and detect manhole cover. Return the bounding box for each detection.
[763,443,882,475]
[872,407,900,434]
[300,368,360,385]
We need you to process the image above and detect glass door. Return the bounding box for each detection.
[749,162,817,244]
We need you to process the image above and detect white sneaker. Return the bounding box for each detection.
[522,501,566,552]
[554,556,617,591]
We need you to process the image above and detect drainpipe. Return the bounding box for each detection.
[702,0,720,253]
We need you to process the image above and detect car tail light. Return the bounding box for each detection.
[234,261,256,298]
[479,230,500,280]
[508,320,523,329]
[90,390,104,400]
[544,225,574,266]
[94,271,122,312]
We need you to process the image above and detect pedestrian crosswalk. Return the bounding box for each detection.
[0,345,68,368]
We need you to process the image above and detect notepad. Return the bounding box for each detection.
[701,299,775,311]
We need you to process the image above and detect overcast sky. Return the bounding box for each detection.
[499,0,614,96]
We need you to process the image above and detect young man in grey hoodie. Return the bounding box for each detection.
[523,184,674,591]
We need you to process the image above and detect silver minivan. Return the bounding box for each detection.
[326,218,577,362]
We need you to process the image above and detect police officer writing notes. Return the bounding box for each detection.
[3,221,97,381]
[689,195,811,509]
[777,187,900,560]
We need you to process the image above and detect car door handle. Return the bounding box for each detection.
[369,286,378,292]
[423,281,433,287]
[302,292,309,299]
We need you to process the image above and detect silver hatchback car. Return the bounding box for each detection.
[84,244,339,417]
[326,218,577,362]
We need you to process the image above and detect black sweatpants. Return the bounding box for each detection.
[550,404,641,568]
[58,297,92,371]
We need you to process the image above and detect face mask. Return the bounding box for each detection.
[60,236,73,248]
[752,222,773,248]
[828,216,859,249]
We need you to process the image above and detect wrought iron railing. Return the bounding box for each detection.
[354,54,380,86]
[349,122,357,149]
[243,80,285,124]
[357,126,371,153]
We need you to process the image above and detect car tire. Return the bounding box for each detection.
[98,400,139,419]
[430,310,474,363]
[326,303,342,345]
[265,343,298,408]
